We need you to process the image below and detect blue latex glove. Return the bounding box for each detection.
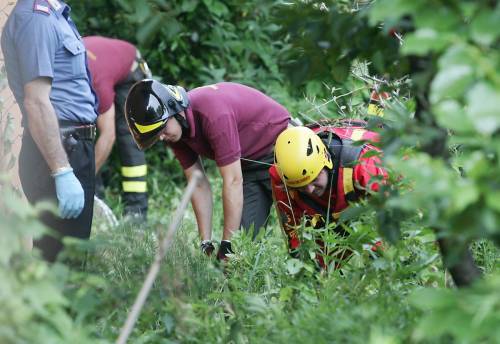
[53,168,85,219]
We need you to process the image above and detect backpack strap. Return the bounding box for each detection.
[337,137,364,202]
[318,130,364,203]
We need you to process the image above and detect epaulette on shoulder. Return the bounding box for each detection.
[33,0,51,16]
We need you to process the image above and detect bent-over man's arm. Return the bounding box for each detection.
[218,159,243,241]
[185,159,213,241]
[95,104,116,173]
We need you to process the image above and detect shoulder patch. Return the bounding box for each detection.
[33,0,51,15]
[47,0,62,11]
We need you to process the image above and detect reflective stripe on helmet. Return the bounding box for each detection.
[133,120,165,134]
[166,85,183,101]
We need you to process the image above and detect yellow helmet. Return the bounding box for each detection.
[274,126,333,187]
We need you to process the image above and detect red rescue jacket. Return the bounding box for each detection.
[269,124,387,253]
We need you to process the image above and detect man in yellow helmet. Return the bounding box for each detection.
[269,123,387,268]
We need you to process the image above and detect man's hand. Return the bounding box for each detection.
[53,168,85,218]
[200,240,215,256]
[217,240,234,261]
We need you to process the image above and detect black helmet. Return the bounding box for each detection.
[125,79,189,150]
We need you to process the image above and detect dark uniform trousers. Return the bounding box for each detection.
[95,71,148,218]
[241,152,274,239]
[19,130,95,262]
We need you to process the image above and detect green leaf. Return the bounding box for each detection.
[470,8,500,46]
[330,60,350,82]
[438,44,477,68]
[202,0,229,17]
[162,18,183,40]
[430,65,474,103]
[162,314,175,334]
[180,0,199,13]
[433,100,475,134]
[410,287,454,311]
[285,258,304,275]
[368,0,421,24]
[279,286,293,302]
[134,1,152,23]
[414,6,461,32]
[401,29,450,56]
[466,82,500,135]
[136,13,165,45]
[450,179,479,214]
[486,191,500,212]
[114,0,134,13]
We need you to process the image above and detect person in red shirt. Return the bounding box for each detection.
[125,80,290,259]
[270,123,387,269]
[84,36,152,220]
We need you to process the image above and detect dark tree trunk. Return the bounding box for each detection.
[437,236,482,287]
[410,54,481,287]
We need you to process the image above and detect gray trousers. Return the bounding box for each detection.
[241,154,274,239]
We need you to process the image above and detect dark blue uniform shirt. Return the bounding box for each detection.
[1,0,97,125]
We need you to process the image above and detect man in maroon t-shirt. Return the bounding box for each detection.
[125,80,290,259]
[84,36,152,220]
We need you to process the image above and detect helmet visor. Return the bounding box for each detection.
[129,117,168,150]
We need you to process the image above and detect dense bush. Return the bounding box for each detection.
[1,1,499,343]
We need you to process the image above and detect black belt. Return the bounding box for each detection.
[60,123,96,141]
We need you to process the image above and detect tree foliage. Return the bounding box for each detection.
[275,0,500,341]
[69,0,290,90]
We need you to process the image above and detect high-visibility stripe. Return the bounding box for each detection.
[121,165,147,178]
[122,181,147,193]
[367,103,384,116]
[343,167,354,196]
[351,129,366,141]
[134,120,165,134]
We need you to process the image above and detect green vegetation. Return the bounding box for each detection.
[1,0,499,343]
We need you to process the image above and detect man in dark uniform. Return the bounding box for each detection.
[125,81,290,260]
[1,0,97,262]
[84,36,151,220]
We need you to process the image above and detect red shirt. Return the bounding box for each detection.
[83,36,136,114]
[170,82,290,168]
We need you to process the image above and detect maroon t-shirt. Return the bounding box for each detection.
[170,82,290,169]
[83,36,136,114]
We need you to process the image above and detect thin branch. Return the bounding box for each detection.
[116,170,202,344]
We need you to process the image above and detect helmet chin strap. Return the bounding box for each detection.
[174,113,190,137]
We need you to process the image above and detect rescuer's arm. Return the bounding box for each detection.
[95,103,116,173]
